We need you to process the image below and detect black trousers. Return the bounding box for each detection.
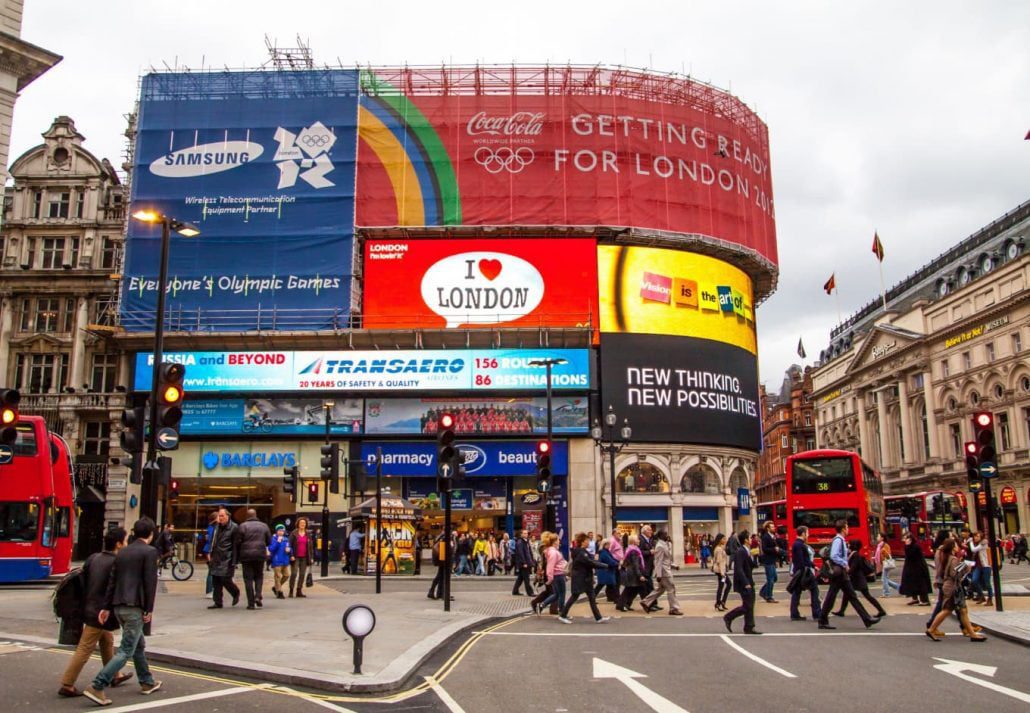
[512,566,534,595]
[531,582,560,614]
[836,583,886,617]
[725,587,756,631]
[561,586,602,620]
[211,572,240,606]
[428,565,446,598]
[715,573,731,607]
[348,549,361,575]
[241,560,265,605]
[820,570,873,625]
[620,585,644,609]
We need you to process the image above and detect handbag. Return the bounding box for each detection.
[306,571,314,588]
[882,556,896,571]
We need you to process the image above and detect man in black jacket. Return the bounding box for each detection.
[511,529,535,596]
[638,525,656,601]
[207,507,241,609]
[58,528,133,697]
[788,525,822,621]
[724,530,761,635]
[758,521,780,602]
[84,519,162,705]
[237,509,271,610]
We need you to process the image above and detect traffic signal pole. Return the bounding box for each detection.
[375,446,382,595]
[983,476,1003,611]
[141,218,171,522]
[321,407,331,578]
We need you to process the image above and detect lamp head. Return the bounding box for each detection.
[131,209,161,223]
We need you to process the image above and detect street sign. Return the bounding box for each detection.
[107,478,127,491]
[979,461,997,478]
[156,427,180,450]
[0,444,12,465]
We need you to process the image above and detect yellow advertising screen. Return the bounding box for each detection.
[598,246,756,354]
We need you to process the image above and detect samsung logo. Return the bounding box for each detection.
[150,141,264,178]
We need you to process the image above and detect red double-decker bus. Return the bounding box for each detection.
[884,491,967,557]
[0,417,75,582]
[785,449,884,558]
[756,499,787,533]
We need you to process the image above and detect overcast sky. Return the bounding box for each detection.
[11,1,1029,386]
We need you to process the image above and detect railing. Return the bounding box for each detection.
[20,392,123,411]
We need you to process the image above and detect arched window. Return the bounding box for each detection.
[616,462,669,493]
[728,468,748,493]
[681,464,721,494]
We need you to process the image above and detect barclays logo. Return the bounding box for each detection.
[456,444,486,474]
[203,452,219,469]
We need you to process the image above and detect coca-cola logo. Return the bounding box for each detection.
[466,111,545,137]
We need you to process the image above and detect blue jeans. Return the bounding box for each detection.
[760,563,777,599]
[540,575,566,610]
[91,606,154,689]
[457,554,472,575]
[974,567,993,597]
[881,567,899,596]
[476,554,486,576]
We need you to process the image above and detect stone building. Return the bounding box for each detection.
[0,116,127,556]
[755,365,815,504]
[811,200,1029,534]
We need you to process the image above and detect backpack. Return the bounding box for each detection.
[52,566,86,620]
[726,534,740,559]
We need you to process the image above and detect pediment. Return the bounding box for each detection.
[847,325,922,374]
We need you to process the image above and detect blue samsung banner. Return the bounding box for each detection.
[122,71,359,331]
[361,440,569,477]
[133,349,590,393]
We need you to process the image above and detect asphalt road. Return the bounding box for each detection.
[3,610,1028,713]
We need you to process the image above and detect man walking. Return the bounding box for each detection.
[207,507,241,609]
[58,528,133,697]
[759,521,780,603]
[347,525,365,575]
[511,529,535,596]
[817,520,879,630]
[638,525,656,601]
[237,509,271,610]
[641,530,682,615]
[83,519,162,705]
[268,524,291,599]
[724,531,761,635]
[788,525,821,621]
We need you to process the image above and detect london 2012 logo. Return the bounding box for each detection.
[273,121,337,189]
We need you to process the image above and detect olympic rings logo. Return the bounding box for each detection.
[473,147,535,174]
[301,134,332,148]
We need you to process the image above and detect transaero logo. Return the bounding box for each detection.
[151,141,264,178]
[203,451,297,469]
[456,444,486,474]
[299,356,465,375]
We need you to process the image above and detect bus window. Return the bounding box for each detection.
[790,457,856,494]
[11,425,38,457]
[867,516,881,541]
[0,502,40,542]
[58,507,71,537]
[41,503,56,547]
[793,508,860,529]
[775,503,787,521]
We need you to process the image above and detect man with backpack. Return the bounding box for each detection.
[83,518,162,706]
[57,528,134,698]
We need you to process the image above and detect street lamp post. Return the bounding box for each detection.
[591,405,632,532]
[131,209,199,521]
[321,400,333,578]
[529,358,567,532]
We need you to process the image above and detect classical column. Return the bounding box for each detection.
[856,392,871,463]
[68,297,90,389]
[922,371,941,459]
[876,389,890,469]
[670,505,684,564]
[0,296,13,383]
[897,378,915,465]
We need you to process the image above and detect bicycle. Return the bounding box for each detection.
[242,418,273,433]
[160,553,194,581]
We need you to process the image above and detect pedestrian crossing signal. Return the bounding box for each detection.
[307,481,319,503]
[535,440,552,493]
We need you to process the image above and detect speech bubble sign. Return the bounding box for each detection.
[420,251,545,328]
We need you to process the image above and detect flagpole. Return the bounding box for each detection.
[878,260,887,312]
[834,272,841,325]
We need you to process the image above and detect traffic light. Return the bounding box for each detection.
[972,412,996,473]
[169,479,179,499]
[535,440,552,493]
[349,461,368,494]
[120,403,147,484]
[155,362,185,448]
[964,441,982,492]
[283,465,298,502]
[0,388,19,445]
[437,413,456,493]
[307,481,319,503]
[321,443,340,493]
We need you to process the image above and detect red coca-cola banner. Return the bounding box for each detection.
[357,86,777,266]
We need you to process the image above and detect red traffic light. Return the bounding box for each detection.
[974,412,993,428]
[439,413,455,430]
[536,440,551,454]
[964,441,978,456]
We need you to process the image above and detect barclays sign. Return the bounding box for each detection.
[203,451,297,470]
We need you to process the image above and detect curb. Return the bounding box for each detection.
[968,617,1030,648]
[0,608,529,694]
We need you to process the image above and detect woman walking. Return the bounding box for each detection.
[874,532,899,597]
[559,532,610,623]
[712,534,730,611]
[616,535,647,612]
[289,517,313,598]
[595,540,620,603]
[534,532,566,615]
[832,539,887,618]
[899,532,932,605]
[926,538,986,641]
[967,532,994,607]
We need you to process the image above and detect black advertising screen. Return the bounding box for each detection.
[599,333,761,450]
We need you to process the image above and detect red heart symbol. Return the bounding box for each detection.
[478,259,502,281]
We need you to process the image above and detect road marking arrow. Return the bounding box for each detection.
[592,658,688,713]
[933,657,1030,704]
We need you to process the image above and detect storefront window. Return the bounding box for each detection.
[680,464,721,494]
[616,463,669,493]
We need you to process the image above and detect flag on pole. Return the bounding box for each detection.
[797,338,806,359]
[823,273,836,295]
[872,232,885,262]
